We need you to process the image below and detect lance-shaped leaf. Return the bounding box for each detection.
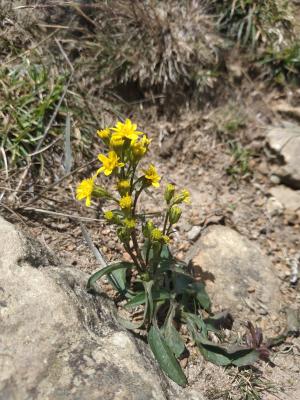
[204,311,234,332]
[148,325,187,387]
[163,303,185,358]
[87,262,135,291]
[125,289,171,309]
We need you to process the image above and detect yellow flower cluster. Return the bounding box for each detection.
[76,119,168,248]
[119,193,132,209]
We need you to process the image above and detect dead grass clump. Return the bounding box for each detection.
[212,0,294,50]
[39,1,223,97]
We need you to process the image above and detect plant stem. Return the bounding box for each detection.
[162,208,169,235]
[124,243,143,274]
[131,229,146,270]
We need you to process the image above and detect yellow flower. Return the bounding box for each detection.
[143,164,161,188]
[117,179,131,192]
[173,189,191,205]
[76,177,95,207]
[181,189,190,203]
[162,235,170,244]
[151,228,163,241]
[97,128,110,139]
[110,133,125,149]
[119,193,132,209]
[112,118,143,142]
[97,151,125,176]
[124,218,136,229]
[131,135,151,159]
[104,210,114,220]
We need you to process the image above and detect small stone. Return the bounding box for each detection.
[122,252,132,262]
[266,197,284,217]
[107,240,116,249]
[187,226,201,241]
[247,287,255,293]
[179,357,188,369]
[258,308,268,316]
[270,174,281,184]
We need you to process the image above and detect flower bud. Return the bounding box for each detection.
[104,210,121,225]
[164,183,175,204]
[92,186,111,199]
[173,189,190,205]
[142,220,155,238]
[117,227,130,243]
[169,205,182,224]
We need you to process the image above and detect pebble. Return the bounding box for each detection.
[270,174,281,184]
[107,240,116,249]
[179,358,188,369]
[122,252,132,262]
[187,226,202,241]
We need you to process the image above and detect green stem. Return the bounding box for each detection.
[162,208,170,235]
[131,229,146,270]
[145,240,152,266]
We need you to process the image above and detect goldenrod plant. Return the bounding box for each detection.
[77,119,268,386]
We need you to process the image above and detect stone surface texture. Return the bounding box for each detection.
[267,122,300,189]
[269,186,300,217]
[0,217,204,400]
[185,225,281,316]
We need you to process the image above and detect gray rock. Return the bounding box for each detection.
[0,217,204,400]
[185,226,281,316]
[187,226,202,241]
[269,186,300,216]
[267,122,300,189]
[266,196,284,217]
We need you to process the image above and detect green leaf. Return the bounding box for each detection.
[204,311,234,332]
[164,324,185,358]
[116,314,145,330]
[191,282,211,312]
[184,312,208,338]
[87,262,135,291]
[108,267,135,298]
[125,289,171,309]
[172,271,194,294]
[148,325,187,387]
[160,244,172,261]
[163,304,185,358]
[187,322,260,367]
[144,281,154,322]
[229,348,260,367]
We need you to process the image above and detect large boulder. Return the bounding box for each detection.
[267,122,300,189]
[0,217,204,400]
[185,225,282,316]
